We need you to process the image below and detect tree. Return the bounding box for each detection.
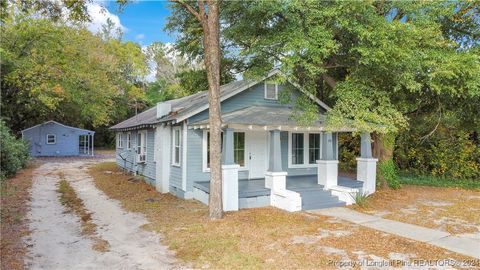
[214,1,479,187]
[1,14,148,134]
[168,0,223,219]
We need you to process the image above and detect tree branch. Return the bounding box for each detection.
[322,73,337,89]
[169,0,202,22]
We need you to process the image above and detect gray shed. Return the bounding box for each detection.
[21,121,94,157]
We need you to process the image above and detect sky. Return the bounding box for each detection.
[86,1,177,81]
[88,1,175,46]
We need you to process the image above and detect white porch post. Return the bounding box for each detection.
[222,128,239,211]
[356,132,378,194]
[265,129,287,190]
[266,130,301,212]
[317,132,339,189]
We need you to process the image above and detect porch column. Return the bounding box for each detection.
[265,129,287,190]
[317,132,339,189]
[222,128,239,211]
[356,132,378,194]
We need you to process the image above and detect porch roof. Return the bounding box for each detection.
[189,106,354,132]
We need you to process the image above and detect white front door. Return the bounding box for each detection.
[247,131,268,179]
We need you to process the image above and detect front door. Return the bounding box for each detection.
[247,131,267,179]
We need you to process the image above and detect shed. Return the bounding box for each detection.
[21,121,95,157]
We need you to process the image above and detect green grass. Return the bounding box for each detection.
[398,173,480,190]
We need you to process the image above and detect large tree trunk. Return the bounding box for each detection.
[201,1,223,219]
[372,133,396,189]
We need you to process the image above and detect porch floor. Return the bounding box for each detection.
[193,175,363,198]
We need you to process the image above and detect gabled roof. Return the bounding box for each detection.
[21,120,94,134]
[190,105,326,127]
[110,69,331,131]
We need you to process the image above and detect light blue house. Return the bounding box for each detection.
[22,121,95,157]
[111,70,378,211]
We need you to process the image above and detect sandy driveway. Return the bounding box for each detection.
[25,159,183,270]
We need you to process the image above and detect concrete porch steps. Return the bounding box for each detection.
[295,189,346,210]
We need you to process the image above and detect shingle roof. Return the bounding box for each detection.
[109,79,256,130]
[190,106,327,127]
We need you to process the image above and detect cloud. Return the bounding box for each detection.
[85,3,126,34]
[135,34,145,40]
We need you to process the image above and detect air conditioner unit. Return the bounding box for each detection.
[138,154,146,163]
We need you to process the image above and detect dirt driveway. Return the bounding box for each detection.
[25,158,183,270]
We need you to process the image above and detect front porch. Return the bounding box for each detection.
[193,175,364,210]
[189,105,378,212]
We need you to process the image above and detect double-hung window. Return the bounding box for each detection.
[309,134,320,164]
[46,134,56,144]
[205,131,245,169]
[291,133,304,165]
[116,133,123,148]
[126,132,131,149]
[172,128,181,166]
[137,131,147,163]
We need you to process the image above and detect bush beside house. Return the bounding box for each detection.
[1,121,29,180]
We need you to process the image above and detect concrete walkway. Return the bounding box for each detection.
[309,207,480,259]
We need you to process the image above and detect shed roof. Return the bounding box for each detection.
[21,121,94,134]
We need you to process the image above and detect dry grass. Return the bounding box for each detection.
[351,185,480,235]
[57,176,110,252]
[0,161,39,270]
[89,162,478,269]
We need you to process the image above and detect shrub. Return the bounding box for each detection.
[395,129,480,180]
[351,192,370,208]
[378,160,401,189]
[0,121,30,180]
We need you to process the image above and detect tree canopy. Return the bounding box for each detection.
[1,13,147,134]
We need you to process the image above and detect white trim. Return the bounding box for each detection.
[174,69,331,123]
[126,132,131,150]
[117,132,124,148]
[264,81,278,100]
[172,126,181,167]
[46,134,56,144]
[287,131,323,169]
[181,121,187,191]
[202,130,247,172]
[22,120,94,134]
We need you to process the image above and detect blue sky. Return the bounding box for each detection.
[102,1,175,46]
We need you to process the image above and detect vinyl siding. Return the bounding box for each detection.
[186,82,316,186]
[116,129,156,186]
[189,82,300,123]
[22,122,92,156]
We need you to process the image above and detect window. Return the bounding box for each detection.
[116,133,123,148]
[291,133,304,165]
[173,128,181,166]
[309,133,320,164]
[205,131,245,169]
[233,132,245,166]
[137,131,147,163]
[46,134,56,144]
[126,133,131,149]
[264,81,278,100]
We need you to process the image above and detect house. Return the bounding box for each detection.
[22,121,95,157]
[110,70,378,212]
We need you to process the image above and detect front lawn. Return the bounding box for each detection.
[89,162,476,268]
[1,161,39,270]
[352,185,480,235]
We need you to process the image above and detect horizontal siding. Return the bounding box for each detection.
[23,122,92,156]
[116,129,156,186]
[189,82,299,123]
[169,124,183,190]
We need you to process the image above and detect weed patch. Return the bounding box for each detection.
[57,176,110,252]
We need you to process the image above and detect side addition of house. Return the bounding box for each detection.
[110,70,378,212]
